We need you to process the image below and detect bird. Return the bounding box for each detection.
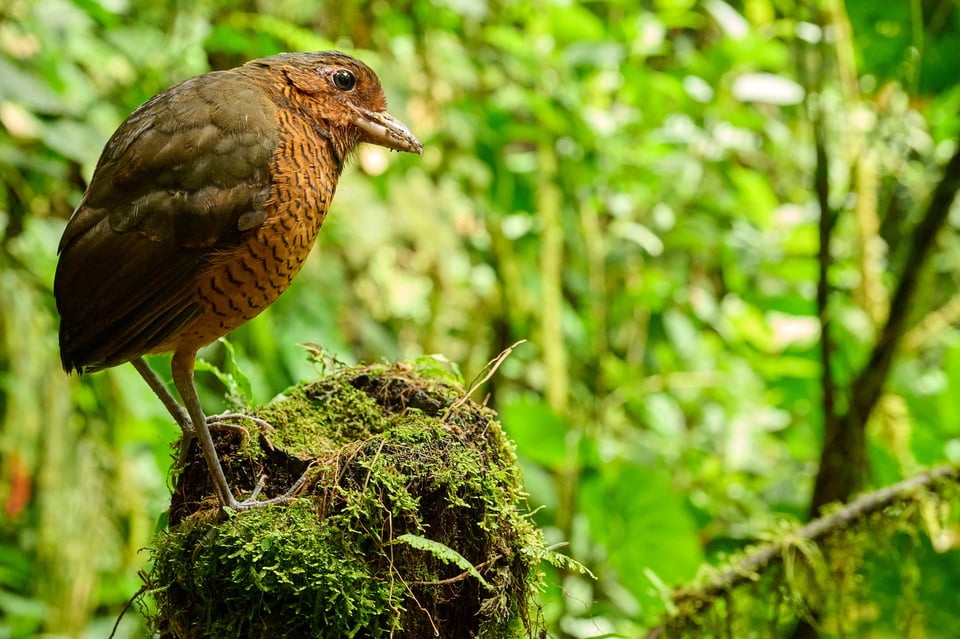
[54,51,422,512]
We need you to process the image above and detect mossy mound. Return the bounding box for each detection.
[147,360,547,639]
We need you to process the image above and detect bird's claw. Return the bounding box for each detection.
[207,411,276,434]
[176,411,276,467]
[248,474,267,501]
[208,412,279,450]
[225,462,317,512]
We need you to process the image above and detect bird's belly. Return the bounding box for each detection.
[161,212,321,352]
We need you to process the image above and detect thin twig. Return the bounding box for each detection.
[109,579,149,639]
[396,565,441,636]
[409,556,499,586]
[361,439,387,494]
[442,339,527,421]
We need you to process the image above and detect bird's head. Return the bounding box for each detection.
[253,51,422,160]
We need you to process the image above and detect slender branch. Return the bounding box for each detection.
[646,464,960,638]
[808,137,960,517]
[801,21,844,520]
[850,139,960,423]
[813,114,836,439]
[110,575,149,639]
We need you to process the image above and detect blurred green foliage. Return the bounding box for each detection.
[2,0,960,637]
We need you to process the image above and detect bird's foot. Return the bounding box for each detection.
[178,411,276,439]
[207,411,276,435]
[207,411,281,451]
[175,411,276,470]
[226,462,317,512]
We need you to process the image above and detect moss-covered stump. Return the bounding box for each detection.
[147,361,547,639]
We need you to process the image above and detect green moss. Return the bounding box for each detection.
[254,378,389,456]
[147,361,547,639]
[151,501,394,637]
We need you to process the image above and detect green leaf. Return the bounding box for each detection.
[196,337,254,408]
[411,354,464,386]
[499,397,569,469]
[220,337,254,399]
[579,463,703,620]
[521,545,595,578]
[393,533,490,590]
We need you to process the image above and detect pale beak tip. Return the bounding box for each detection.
[353,108,424,157]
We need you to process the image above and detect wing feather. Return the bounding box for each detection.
[55,68,279,371]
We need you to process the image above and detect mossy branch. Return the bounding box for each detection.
[646,464,960,638]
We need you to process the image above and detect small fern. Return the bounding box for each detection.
[393,533,491,590]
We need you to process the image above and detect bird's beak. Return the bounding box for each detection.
[351,107,423,155]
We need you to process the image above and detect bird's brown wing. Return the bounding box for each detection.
[55,69,280,371]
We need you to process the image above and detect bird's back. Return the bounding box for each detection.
[54,63,315,372]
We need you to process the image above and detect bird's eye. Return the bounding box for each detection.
[332,69,356,91]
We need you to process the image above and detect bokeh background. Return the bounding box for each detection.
[3,0,960,637]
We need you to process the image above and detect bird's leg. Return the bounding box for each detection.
[131,357,193,432]
[131,356,199,470]
[170,350,241,509]
[170,350,308,512]
[130,356,254,469]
